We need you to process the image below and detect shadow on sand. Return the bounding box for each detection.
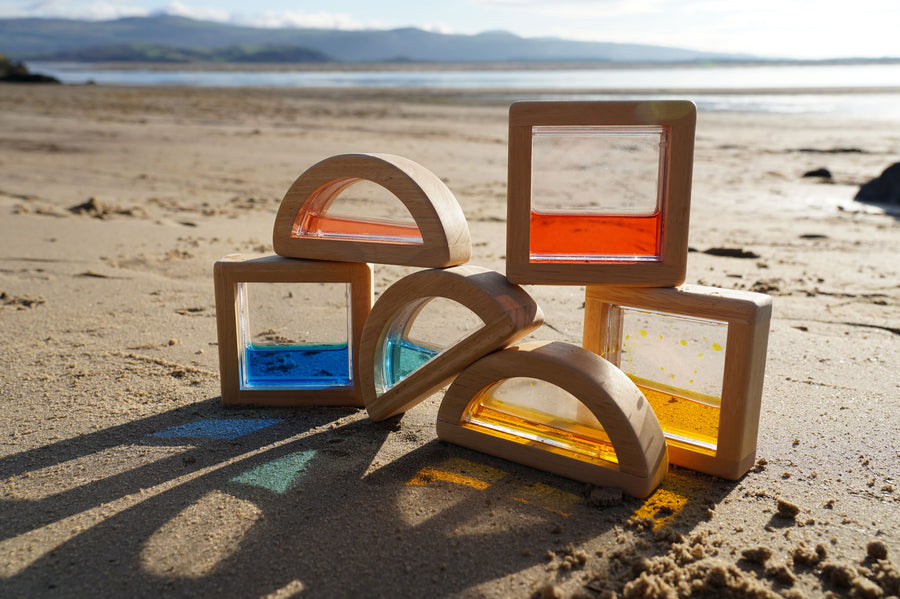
[0,397,740,597]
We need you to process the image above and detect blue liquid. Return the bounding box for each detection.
[384,337,439,387]
[243,343,351,388]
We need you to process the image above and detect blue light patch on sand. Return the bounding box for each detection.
[152,418,282,440]
[231,450,318,494]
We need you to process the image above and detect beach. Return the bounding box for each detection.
[0,83,898,597]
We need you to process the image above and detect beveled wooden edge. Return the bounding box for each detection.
[506,100,695,286]
[582,283,773,479]
[273,153,472,267]
[360,265,543,421]
[213,254,373,407]
[584,283,773,327]
[436,340,667,498]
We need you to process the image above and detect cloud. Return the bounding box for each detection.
[0,0,149,20]
[237,10,371,30]
[473,0,668,17]
[164,0,231,22]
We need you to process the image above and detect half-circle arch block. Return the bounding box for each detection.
[360,265,544,421]
[273,153,472,267]
[436,341,667,498]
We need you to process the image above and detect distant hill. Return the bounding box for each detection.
[37,43,332,64]
[0,14,755,64]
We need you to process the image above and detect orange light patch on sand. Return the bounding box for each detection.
[406,457,507,490]
[632,487,690,529]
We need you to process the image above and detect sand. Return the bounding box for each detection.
[0,83,897,598]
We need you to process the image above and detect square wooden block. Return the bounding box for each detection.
[506,100,696,286]
[214,254,373,407]
[583,284,772,479]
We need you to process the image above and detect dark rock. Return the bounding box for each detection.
[803,168,832,179]
[0,54,60,84]
[703,247,760,259]
[855,162,900,205]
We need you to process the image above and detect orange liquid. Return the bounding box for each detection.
[464,403,619,467]
[529,211,661,260]
[294,214,423,244]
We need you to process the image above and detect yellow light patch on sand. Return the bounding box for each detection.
[406,457,507,490]
[632,487,690,529]
[140,490,262,578]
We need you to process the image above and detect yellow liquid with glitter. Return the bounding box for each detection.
[464,397,619,468]
[630,376,719,456]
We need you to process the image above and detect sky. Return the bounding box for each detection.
[2,0,899,60]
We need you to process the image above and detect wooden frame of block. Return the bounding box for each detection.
[360,265,543,421]
[273,153,472,268]
[583,284,772,479]
[506,100,696,286]
[436,341,667,498]
[214,254,373,407]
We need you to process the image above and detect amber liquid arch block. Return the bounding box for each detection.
[214,254,373,407]
[437,341,668,498]
[583,284,772,479]
[506,100,696,286]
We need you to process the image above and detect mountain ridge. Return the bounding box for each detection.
[0,14,758,64]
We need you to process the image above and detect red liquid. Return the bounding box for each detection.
[529,212,661,261]
[294,214,423,244]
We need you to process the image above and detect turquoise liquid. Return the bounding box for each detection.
[243,343,351,388]
[384,337,439,387]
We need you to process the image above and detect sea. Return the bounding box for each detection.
[29,61,900,120]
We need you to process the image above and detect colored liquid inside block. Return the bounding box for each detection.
[383,338,439,387]
[603,306,726,454]
[463,378,619,467]
[529,211,661,262]
[295,214,423,244]
[243,343,351,388]
[237,281,352,390]
[630,377,719,455]
[374,296,485,395]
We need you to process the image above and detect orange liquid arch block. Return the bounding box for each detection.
[506,100,696,286]
[583,284,773,480]
[273,153,471,268]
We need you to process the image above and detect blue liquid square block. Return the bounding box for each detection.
[214,255,373,407]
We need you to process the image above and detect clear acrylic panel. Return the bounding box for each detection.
[237,282,352,389]
[529,125,667,262]
[292,179,423,244]
[374,297,485,395]
[604,306,727,454]
[463,377,618,466]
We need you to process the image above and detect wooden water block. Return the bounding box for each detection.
[360,265,543,421]
[583,284,772,479]
[214,254,373,407]
[506,100,696,286]
[273,153,471,267]
[437,341,668,498]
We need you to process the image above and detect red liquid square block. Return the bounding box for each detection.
[506,101,696,286]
